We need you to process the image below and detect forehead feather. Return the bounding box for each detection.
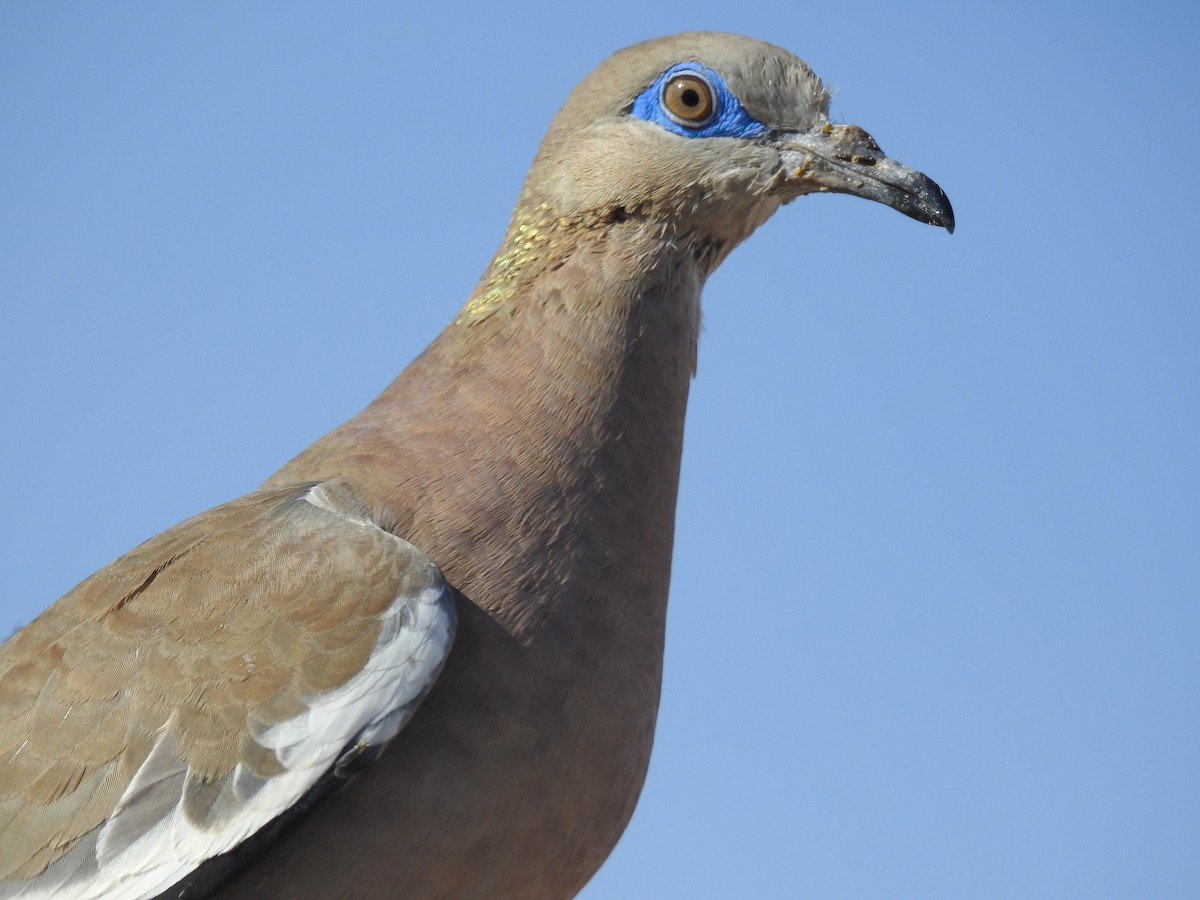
[561,32,830,132]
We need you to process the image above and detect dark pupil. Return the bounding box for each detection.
[680,87,700,107]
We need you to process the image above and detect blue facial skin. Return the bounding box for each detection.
[630,63,767,140]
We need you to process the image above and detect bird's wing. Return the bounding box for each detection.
[0,480,456,900]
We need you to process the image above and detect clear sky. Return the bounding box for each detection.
[2,3,1197,898]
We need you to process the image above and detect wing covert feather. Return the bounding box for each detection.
[0,480,456,899]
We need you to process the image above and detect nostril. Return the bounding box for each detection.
[855,129,882,153]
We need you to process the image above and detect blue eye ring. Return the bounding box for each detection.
[630,63,767,140]
[660,69,716,129]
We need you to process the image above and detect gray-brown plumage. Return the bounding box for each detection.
[0,32,952,899]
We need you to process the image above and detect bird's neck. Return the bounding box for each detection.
[270,209,704,639]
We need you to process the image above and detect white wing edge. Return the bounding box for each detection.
[14,485,455,900]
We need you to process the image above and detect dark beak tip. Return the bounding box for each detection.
[926,182,955,234]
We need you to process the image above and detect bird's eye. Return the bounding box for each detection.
[630,63,763,139]
[661,73,715,127]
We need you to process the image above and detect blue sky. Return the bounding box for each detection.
[2,3,1197,898]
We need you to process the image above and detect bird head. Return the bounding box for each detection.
[462,32,953,326]
[523,32,953,264]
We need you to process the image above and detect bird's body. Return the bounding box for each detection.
[240,227,703,896]
[0,32,952,899]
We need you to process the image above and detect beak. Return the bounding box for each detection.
[778,123,955,233]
